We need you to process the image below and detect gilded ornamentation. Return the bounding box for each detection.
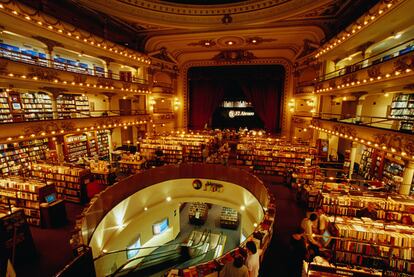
[367,65,381,78]
[373,133,414,155]
[97,78,114,87]
[332,124,357,137]
[28,67,59,81]
[73,74,87,84]
[213,50,256,62]
[341,73,357,84]
[0,60,8,73]
[394,54,414,72]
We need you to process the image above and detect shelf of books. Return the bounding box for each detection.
[335,217,413,276]
[220,207,239,229]
[87,134,98,158]
[140,134,213,164]
[390,93,414,132]
[0,89,12,122]
[64,134,89,162]
[21,92,53,121]
[30,163,91,203]
[236,138,316,176]
[0,178,56,226]
[0,139,49,176]
[97,131,110,159]
[57,94,90,119]
[359,147,374,179]
[321,192,414,224]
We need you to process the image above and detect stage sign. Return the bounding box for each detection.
[228,110,255,118]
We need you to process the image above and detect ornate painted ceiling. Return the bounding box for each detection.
[25,0,381,64]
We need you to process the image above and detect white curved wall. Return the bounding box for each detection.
[90,178,264,276]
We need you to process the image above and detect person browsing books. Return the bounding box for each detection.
[245,241,261,277]
[356,202,377,220]
[219,255,249,277]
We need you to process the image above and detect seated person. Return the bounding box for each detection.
[356,202,377,220]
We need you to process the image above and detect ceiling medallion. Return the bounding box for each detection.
[188,40,217,48]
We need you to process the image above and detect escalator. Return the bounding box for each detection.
[109,229,212,276]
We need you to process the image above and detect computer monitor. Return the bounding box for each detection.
[321,229,332,247]
[44,193,57,203]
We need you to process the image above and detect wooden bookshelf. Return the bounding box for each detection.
[97,131,110,159]
[0,139,49,176]
[188,202,208,225]
[321,192,414,224]
[333,217,414,275]
[64,134,89,162]
[390,93,414,132]
[30,163,90,203]
[0,178,56,226]
[220,207,239,229]
[57,94,90,119]
[0,89,12,122]
[236,139,316,176]
[21,91,53,121]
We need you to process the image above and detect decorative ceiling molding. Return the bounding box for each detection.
[212,50,256,62]
[188,40,217,48]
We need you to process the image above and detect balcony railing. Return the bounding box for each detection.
[0,48,148,84]
[318,38,414,82]
[296,112,414,134]
[0,109,148,125]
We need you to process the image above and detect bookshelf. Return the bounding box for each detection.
[390,94,414,132]
[236,139,316,176]
[220,207,239,229]
[139,134,214,164]
[333,217,414,275]
[64,134,89,162]
[0,89,12,122]
[75,95,90,117]
[321,192,414,224]
[0,178,56,226]
[97,131,110,159]
[30,163,91,203]
[21,92,53,121]
[359,147,374,179]
[87,133,98,158]
[57,94,76,119]
[188,202,208,225]
[0,139,49,176]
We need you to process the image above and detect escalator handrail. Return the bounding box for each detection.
[96,229,209,261]
[109,230,211,276]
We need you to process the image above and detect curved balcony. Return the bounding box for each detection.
[0,49,150,93]
[315,39,414,94]
[0,110,150,143]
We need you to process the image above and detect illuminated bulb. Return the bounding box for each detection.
[166,196,171,202]
[19,135,24,139]
[253,223,258,227]
[144,207,148,211]
[25,16,31,20]
[7,137,12,141]
[240,205,245,211]
[384,92,389,97]
[401,152,407,156]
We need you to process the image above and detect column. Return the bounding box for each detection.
[349,142,358,178]
[399,161,414,195]
[355,99,364,123]
[55,136,65,163]
[51,92,59,119]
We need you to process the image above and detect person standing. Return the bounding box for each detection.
[289,228,307,277]
[316,207,329,234]
[245,241,261,277]
[356,202,377,220]
[219,255,249,277]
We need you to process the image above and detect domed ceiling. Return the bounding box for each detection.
[33,0,380,63]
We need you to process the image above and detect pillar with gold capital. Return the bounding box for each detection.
[399,161,414,195]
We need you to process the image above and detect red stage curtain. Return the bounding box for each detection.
[239,80,281,132]
[189,80,225,129]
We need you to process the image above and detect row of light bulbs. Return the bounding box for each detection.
[4,120,148,144]
[309,125,414,161]
[315,68,413,93]
[6,72,150,93]
[0,2,151,64]
[315,0,398,58]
